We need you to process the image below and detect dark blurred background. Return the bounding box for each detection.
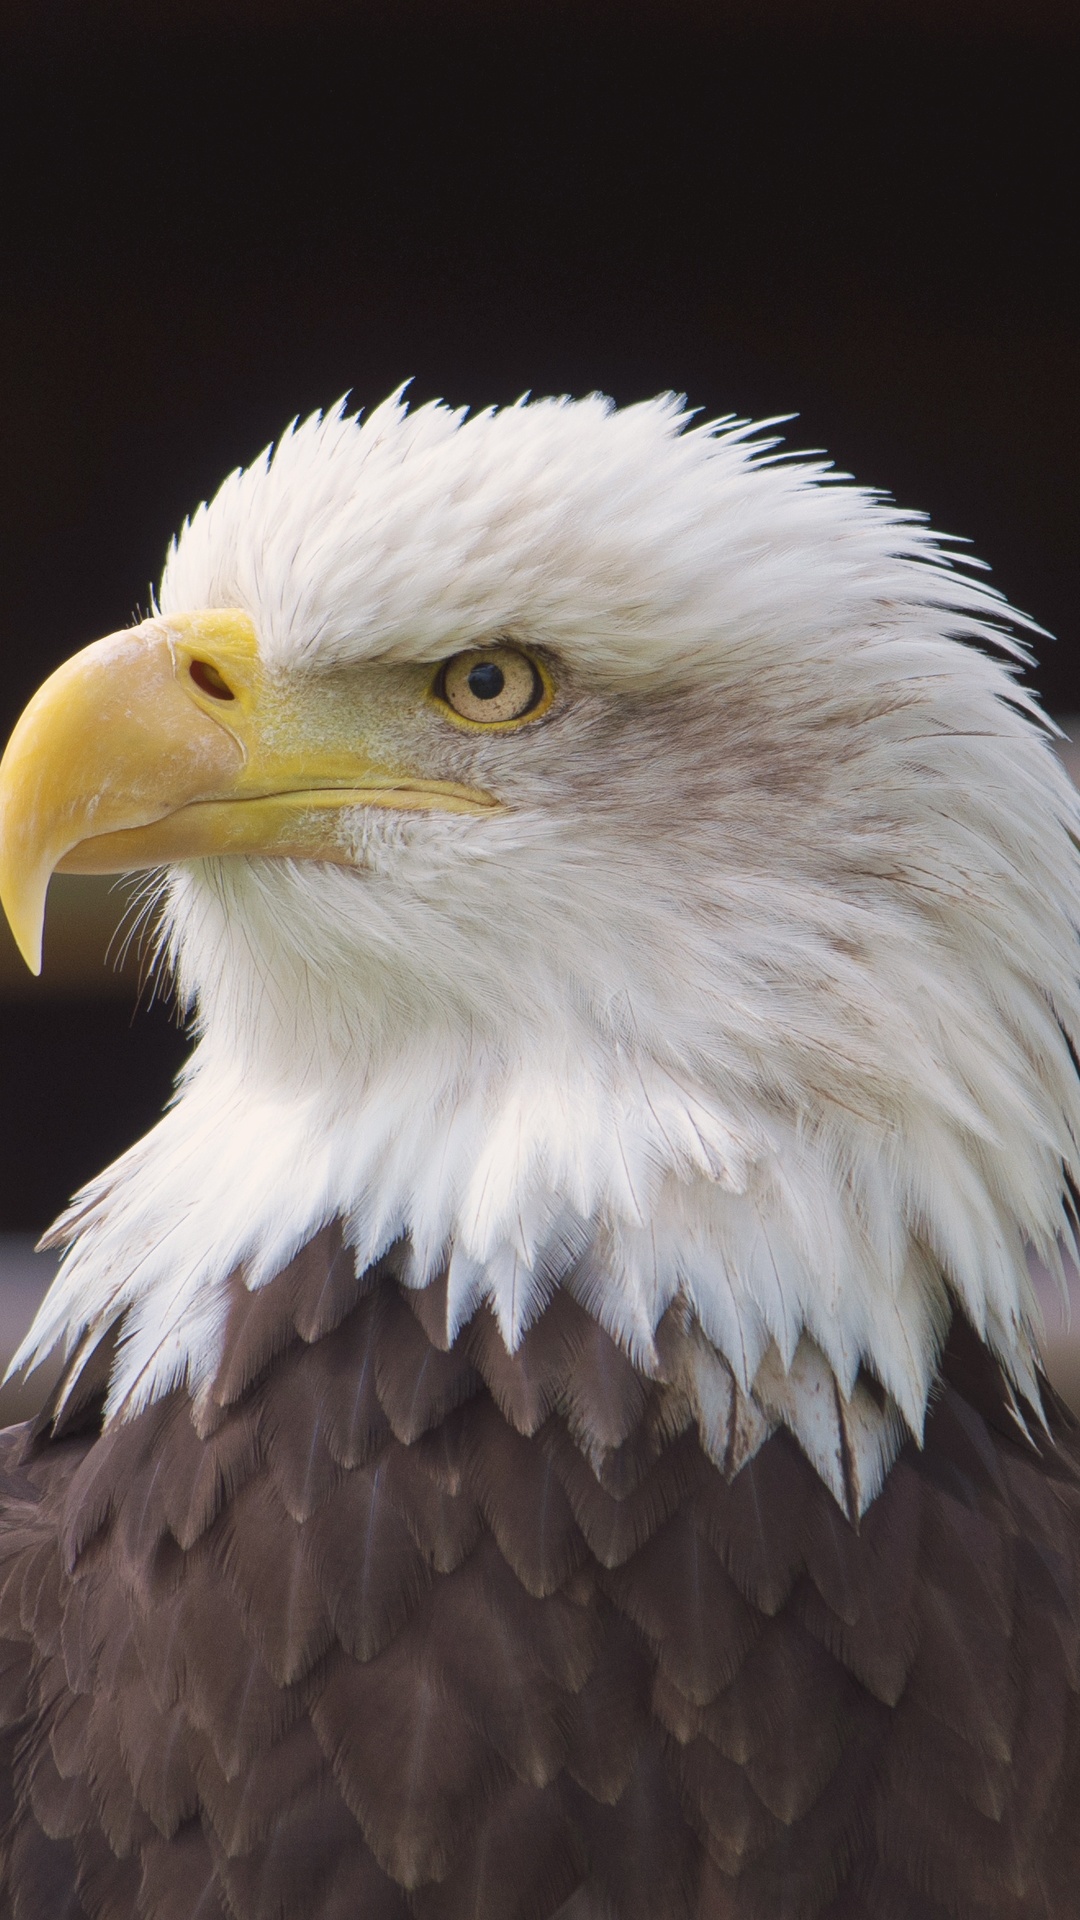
[0,0,1078,1400]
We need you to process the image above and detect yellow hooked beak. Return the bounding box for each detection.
[0,610,499,973]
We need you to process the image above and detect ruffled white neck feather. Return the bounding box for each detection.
[15,392,1080,1514]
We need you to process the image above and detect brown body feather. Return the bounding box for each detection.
[1,1225,1079,1919]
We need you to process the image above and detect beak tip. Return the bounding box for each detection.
[5,913,45,976]
[0,869,47,977]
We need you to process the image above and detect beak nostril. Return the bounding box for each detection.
[189,659,236,701]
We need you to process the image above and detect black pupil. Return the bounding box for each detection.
[467,661,506,701]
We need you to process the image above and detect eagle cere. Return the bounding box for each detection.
[1,388,1079,1917]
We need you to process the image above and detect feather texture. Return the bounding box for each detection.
[3,1227,1080,1918]
[11,393,1080,1466]
[6,386,1080,1917]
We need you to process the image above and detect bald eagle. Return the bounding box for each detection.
[1,390,1079,1920]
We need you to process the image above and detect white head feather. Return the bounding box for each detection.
[17,388,1080,1509]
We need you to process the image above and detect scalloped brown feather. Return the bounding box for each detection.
[2,1225,1080,1919]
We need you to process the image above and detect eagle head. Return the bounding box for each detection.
[3,390,1079,1512]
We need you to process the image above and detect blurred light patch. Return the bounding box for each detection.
[0,1237,61,1426]
[1028,1252,1080,1419]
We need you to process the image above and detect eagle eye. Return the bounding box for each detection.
[434,646,551,728]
